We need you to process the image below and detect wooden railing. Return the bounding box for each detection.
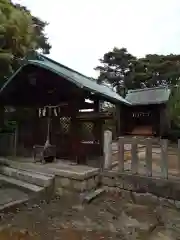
[118,137,170,178]
[103,130,180,179]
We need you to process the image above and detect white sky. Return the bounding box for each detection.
[13,0,180,78]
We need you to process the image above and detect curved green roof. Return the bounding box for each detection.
[125,87,171,105]
[0,54,131,105]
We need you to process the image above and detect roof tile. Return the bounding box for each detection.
[125,87,171,105]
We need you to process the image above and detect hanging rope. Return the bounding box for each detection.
[38,105,62,117]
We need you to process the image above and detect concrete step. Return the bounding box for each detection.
[0,187,29,212]
[0,166,54,188]
[0,174,44,193]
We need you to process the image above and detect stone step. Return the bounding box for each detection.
[0,187,29,212]
[0,174,44,193]
[0,166,54,187]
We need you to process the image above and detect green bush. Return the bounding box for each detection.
[167,129,180,142]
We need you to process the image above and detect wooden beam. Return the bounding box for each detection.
[77,111,113,120]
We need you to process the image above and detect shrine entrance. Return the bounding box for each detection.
[130,109,154,136]
[121,105,159,136]
[120,87,171,137]
[0,54,130,164]
[37,103,113,163]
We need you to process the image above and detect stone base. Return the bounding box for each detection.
[102,171,180,209]
[55,175,99,195]
[103,186,180,210]
[102,171,180,201]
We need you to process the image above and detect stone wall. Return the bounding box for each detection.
[102,170,180,200]
[55,174,99,195]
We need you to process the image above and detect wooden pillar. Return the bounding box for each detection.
[118,137,124,172]
[0,106,4,128]
[33,108,41,145]
[51,114,60,146]
[159,105,170,137]
[160,139,168,179]
[118,104,126,136]
[93,98,100,142]
[93,98,103,156]
[70,96,82,162]
[116,104,121,137]
[145,137,152,177]
[13,124,18,157]
[131,137,138,174]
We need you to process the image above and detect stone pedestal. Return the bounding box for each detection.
[103,130,112,169]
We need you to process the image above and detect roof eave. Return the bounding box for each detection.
[0,60,131,105]
[128,101,168,106]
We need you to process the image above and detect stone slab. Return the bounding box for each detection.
[0,175,44,193]
[50,168,99,180]
[0,166,54,187]
[0,188,28,206]
[0,158,99,180]
[83,188,105,203]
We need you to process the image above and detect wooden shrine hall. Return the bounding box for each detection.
[120,87,171,137]
[0,54,130,163]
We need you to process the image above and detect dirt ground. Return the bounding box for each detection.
[0,193,120,240]
[0,192,180,240]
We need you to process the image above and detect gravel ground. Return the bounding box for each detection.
[0,193,119,240]
[0,192,180,239]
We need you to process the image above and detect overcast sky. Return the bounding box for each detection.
[13,0,180,78]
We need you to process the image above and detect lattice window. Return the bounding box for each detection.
[81,122,94,142]
[59,117,71,134]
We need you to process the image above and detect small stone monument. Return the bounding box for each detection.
[103,130,112,169]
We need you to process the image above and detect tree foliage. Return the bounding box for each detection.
[95,47,180,95]
[168,85,180,127]
[0,0,51,84]
[95,48,136,96]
